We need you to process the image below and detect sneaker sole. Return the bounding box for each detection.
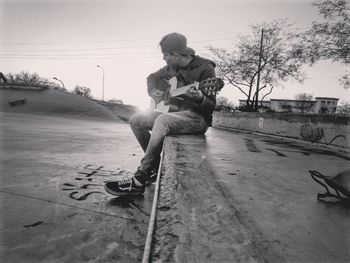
[144,180,157,186]
[145,173,158,186]
[104,185,144,196]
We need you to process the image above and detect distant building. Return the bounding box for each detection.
[239,100,271,108]
[314,97,339,114]
[270,99,317,113]
[239,97,339,114]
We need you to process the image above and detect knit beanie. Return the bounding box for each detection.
[159,32,195,55]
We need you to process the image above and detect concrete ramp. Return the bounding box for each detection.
[0,87,120,121]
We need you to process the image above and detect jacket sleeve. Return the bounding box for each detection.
[147,66,174,98]
[193,64,217,114]
[147,67,164,97]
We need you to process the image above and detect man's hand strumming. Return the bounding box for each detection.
[151,90,164,104]
[186,86,203,104]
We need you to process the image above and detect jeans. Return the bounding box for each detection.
[129,109,208,175]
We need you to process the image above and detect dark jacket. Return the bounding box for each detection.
[147,56,217,125]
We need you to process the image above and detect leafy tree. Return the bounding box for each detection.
[209,19,306,111]
[5,71,68,91]
[294,93,314,113]
[336,101,350,114]
[339,72,350,88]
[6,71,42,84]
[73,85,91,98]
[215,96,235,112]
[298,0,350,88]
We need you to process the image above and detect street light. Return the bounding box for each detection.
[52,77,65,90]
[97,65,105,101]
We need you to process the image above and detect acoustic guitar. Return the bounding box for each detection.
[150,76,224,112]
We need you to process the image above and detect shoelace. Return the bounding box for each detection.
[118,178,133,191]
[150,169,158,178]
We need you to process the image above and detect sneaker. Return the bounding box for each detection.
[145,168,158,186]
[104,178,145,196]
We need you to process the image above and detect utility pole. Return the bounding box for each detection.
[255,28,264,111]
[97,65,105,101]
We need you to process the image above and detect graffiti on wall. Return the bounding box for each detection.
[300,123,347,146]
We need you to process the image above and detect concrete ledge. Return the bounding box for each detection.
[151,135,281,262]
[213,112,350,151]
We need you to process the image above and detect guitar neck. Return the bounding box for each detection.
[169,82,199,97]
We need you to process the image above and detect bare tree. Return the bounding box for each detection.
[209,19,306,111]
[294,93,314,114]
[0,72,7,83]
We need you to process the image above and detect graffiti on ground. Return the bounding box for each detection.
[248,137,350,161]
[61,164,132,201]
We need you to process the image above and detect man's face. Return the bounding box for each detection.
[163,52,178,66]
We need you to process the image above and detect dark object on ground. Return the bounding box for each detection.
[23,221,44,228]
[310,169,350,203]
[9,99,27,106]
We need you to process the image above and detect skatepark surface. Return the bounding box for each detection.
[0,111,154,262]
[1,88,151,262]
[1,88,349,262]
[153,132,349,262]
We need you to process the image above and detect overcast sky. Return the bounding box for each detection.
[1,0,348,109]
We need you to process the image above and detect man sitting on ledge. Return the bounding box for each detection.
[105,32,217,196]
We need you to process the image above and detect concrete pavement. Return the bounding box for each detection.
[0,112,152,263]
[1,110,349,262]
[152,128,349,262]
[206,127,349,262]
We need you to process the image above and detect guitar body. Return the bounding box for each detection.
[149,76,224,113]
[150,77,177,112]
[149,99,170,112]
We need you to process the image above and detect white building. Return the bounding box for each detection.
[314,97,339,114]
[239,97,339,114]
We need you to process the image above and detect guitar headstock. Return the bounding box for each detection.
[200,78,224,95]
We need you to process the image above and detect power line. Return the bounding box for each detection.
[0,50,162,57]
[0,37,238,53]
[0,34,233,61]
[0,55,161,60]
[0,49,212,60]
[1,44,157,52]
[1,32,240,47]
[0,48,212,60]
